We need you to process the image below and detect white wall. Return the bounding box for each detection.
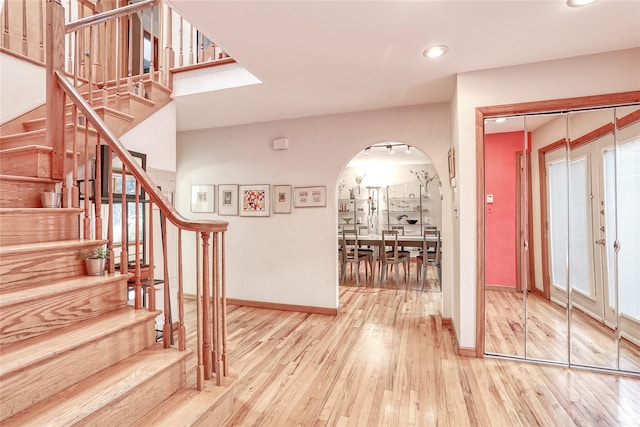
[454,48,640,350]
[177,104,452,312]
[121,102,177,172]
[0,52,45,124]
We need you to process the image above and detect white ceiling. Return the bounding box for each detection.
[166,0,640,132]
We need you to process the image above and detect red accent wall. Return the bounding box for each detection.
[485,131,526,287]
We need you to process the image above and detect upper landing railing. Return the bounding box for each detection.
[1,0,230,87]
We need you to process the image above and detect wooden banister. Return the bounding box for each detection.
[46,0,65,182]
[53,70,228,234]
[64,0,159,34]
[23,0,234,392]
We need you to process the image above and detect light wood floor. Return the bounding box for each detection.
[485,289,640,373]
[180,280,640,426]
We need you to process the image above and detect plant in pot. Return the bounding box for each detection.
[78,246,109,276]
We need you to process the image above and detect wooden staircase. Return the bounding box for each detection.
[0,79,233,425]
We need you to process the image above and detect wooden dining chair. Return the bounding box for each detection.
[379,230,410,287]
[416,229,441,290]
[340,228,372,287]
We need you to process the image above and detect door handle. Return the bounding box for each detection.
[595,238,605,246]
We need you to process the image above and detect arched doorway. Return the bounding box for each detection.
[336,142,443,291]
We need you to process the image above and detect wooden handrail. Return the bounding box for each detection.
[54,70,228,234]
[65,0,159,34]
[3,0,230,76]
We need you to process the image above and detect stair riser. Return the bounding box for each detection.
[1,149,81,179]
[1,248,88,290]
[0,149,50,178]
[138,376,236,427]
[0,282,127,347]
[0,211,80,245]
[81,357,186,426]
[0,316,157,421]
[0,179,55,208]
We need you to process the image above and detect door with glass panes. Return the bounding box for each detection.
[546,126,639,342]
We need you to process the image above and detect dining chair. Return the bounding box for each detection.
[391,225,407,250]
[355,225,375,279]
[416,229,441,290]
[389,225,410,275]
[379,230,410,287]
[340,228,372,287]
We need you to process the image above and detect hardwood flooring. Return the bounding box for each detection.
[180,275,639,426]
[485,289,640,373]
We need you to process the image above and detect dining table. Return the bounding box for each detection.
[340,233,441,287]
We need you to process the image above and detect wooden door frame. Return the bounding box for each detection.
[515,150,535,294]
[475,90,640,358]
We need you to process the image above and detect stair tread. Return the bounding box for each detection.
[0,238,107,256]
[0,123,98,140]
[0,271,130,306]
[0,174,58,183]
[0,207,83,214]
[0,307,159,374]
[25,105,135,125]
[0,144,78,155]
[3,344,188,426]
[0,144,53,154]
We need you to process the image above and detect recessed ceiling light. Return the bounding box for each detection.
[423,45,449,58]
[495,118,506,123]
[567,0,597,7]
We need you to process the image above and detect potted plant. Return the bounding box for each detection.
[78,246,109,276]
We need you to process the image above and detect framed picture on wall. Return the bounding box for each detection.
[239,184,270,217]
[217,184,238,216]
[293,185,326,208]
[191,184,215,213]
[272,185,292,214]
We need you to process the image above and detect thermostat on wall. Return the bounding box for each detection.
[273,137,289,150]
[486,194,494,204]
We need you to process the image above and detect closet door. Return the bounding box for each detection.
[567,109,617,370]
[613,105,640,373]
[483,116,527,358]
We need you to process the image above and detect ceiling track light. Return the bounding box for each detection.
[363,143,413,154]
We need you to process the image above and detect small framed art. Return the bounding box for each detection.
[239,184,270,217]
[217,184,239,216]
[293,185,326,208]
[191,184,215,213]
[272,185,292,214]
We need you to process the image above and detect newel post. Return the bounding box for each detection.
[46,0,65,181]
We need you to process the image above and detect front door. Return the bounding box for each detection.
[546,127,611,321]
